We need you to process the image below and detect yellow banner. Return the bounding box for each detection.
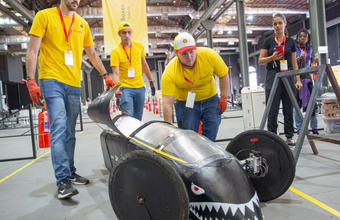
[102,0,148,54]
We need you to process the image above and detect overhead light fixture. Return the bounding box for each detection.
[247,15,253,21]
[227,30,232,35]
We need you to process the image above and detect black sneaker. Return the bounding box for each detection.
[58,180,79,199]
[70,173,90,185]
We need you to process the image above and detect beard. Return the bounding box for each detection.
[64,0,79,11]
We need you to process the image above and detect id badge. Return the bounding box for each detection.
[280,60,288,71]
[64,50,74,66]
[128,67,135,78]
[185,91,195,108]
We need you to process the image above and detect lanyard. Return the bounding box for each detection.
[121,43,132,67]
[298,45,307,62]
[180,61,196,89]
[275,35,286,57]
[57,7,75,51]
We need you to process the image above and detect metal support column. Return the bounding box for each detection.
[313,0,329,86]
[236,0,249,87]
[201,20,216,49]
[308,0,319,60]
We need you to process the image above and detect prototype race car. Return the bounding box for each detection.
[88,86,295,220]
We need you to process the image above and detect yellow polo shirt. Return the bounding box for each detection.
[161,47,228,101]
[29,8,94,87]
[110,41,146,88]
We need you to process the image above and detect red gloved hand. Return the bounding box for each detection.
[103,74,115,90]
[217,95,228,115]
[26,79,43,105]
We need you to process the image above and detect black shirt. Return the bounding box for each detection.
[261,36,297,72]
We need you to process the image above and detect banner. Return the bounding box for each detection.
[102,0,149,54]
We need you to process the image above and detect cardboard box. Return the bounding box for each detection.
[322,99,340,117]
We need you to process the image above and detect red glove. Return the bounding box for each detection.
[103,74,115,90]
[218,95,228,115]
[26,79,43,105]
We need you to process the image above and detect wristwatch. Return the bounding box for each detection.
[103,73,109,76]
[26,76,32,81]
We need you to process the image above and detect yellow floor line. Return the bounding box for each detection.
[0,131,84,184]
[289,186,340,217]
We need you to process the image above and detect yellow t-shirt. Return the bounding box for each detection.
[161,47,228,101]
[29,8,94,87]
[110,41,146,88]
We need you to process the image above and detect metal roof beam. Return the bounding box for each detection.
[0,4,31,33]
[3,0,34,23]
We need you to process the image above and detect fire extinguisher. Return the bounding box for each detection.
[38,107,51,148]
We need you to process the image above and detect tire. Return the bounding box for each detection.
[226,130,296,202]
[109,150,189,220]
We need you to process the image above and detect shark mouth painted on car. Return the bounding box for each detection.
[189,192,261,220]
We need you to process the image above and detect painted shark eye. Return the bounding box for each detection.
[191,182,205,195]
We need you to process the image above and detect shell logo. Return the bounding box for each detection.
[183,39,188,43]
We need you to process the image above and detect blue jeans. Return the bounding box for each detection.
[294,108,318,130]
[120,86,145,121]
[174,94,221,142]
[40,79,81,186]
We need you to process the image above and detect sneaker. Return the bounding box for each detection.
[312,129,319,135]
[286,138,296,146]
[58,180,79,199]
[70,173,90,185]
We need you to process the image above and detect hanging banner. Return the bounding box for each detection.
[102,0,149,54]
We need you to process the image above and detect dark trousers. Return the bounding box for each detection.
[265,77,294,139]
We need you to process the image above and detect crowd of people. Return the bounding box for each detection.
[25,0,319,199]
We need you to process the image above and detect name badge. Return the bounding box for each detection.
[128,67,135,78]
[185,91,195,108]
[280,60,288,71]
[64,50,74,66]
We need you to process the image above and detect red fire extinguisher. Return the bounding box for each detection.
[38,107,51,148]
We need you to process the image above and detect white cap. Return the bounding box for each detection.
[174,32,196,54]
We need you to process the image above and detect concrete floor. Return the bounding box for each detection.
[0,106,340,220]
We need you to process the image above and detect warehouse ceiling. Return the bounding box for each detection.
[0,0,339,56]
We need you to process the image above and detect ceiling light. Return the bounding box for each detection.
[227,30,232,35]
[247,15,253,21]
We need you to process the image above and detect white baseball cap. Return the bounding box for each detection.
[174,32,196,54]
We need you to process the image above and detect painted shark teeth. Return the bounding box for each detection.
[190,192,260,220]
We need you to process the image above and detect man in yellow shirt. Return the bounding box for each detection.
[161,33,229,141]
[111,22,154,120]
[25,0,115,199]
